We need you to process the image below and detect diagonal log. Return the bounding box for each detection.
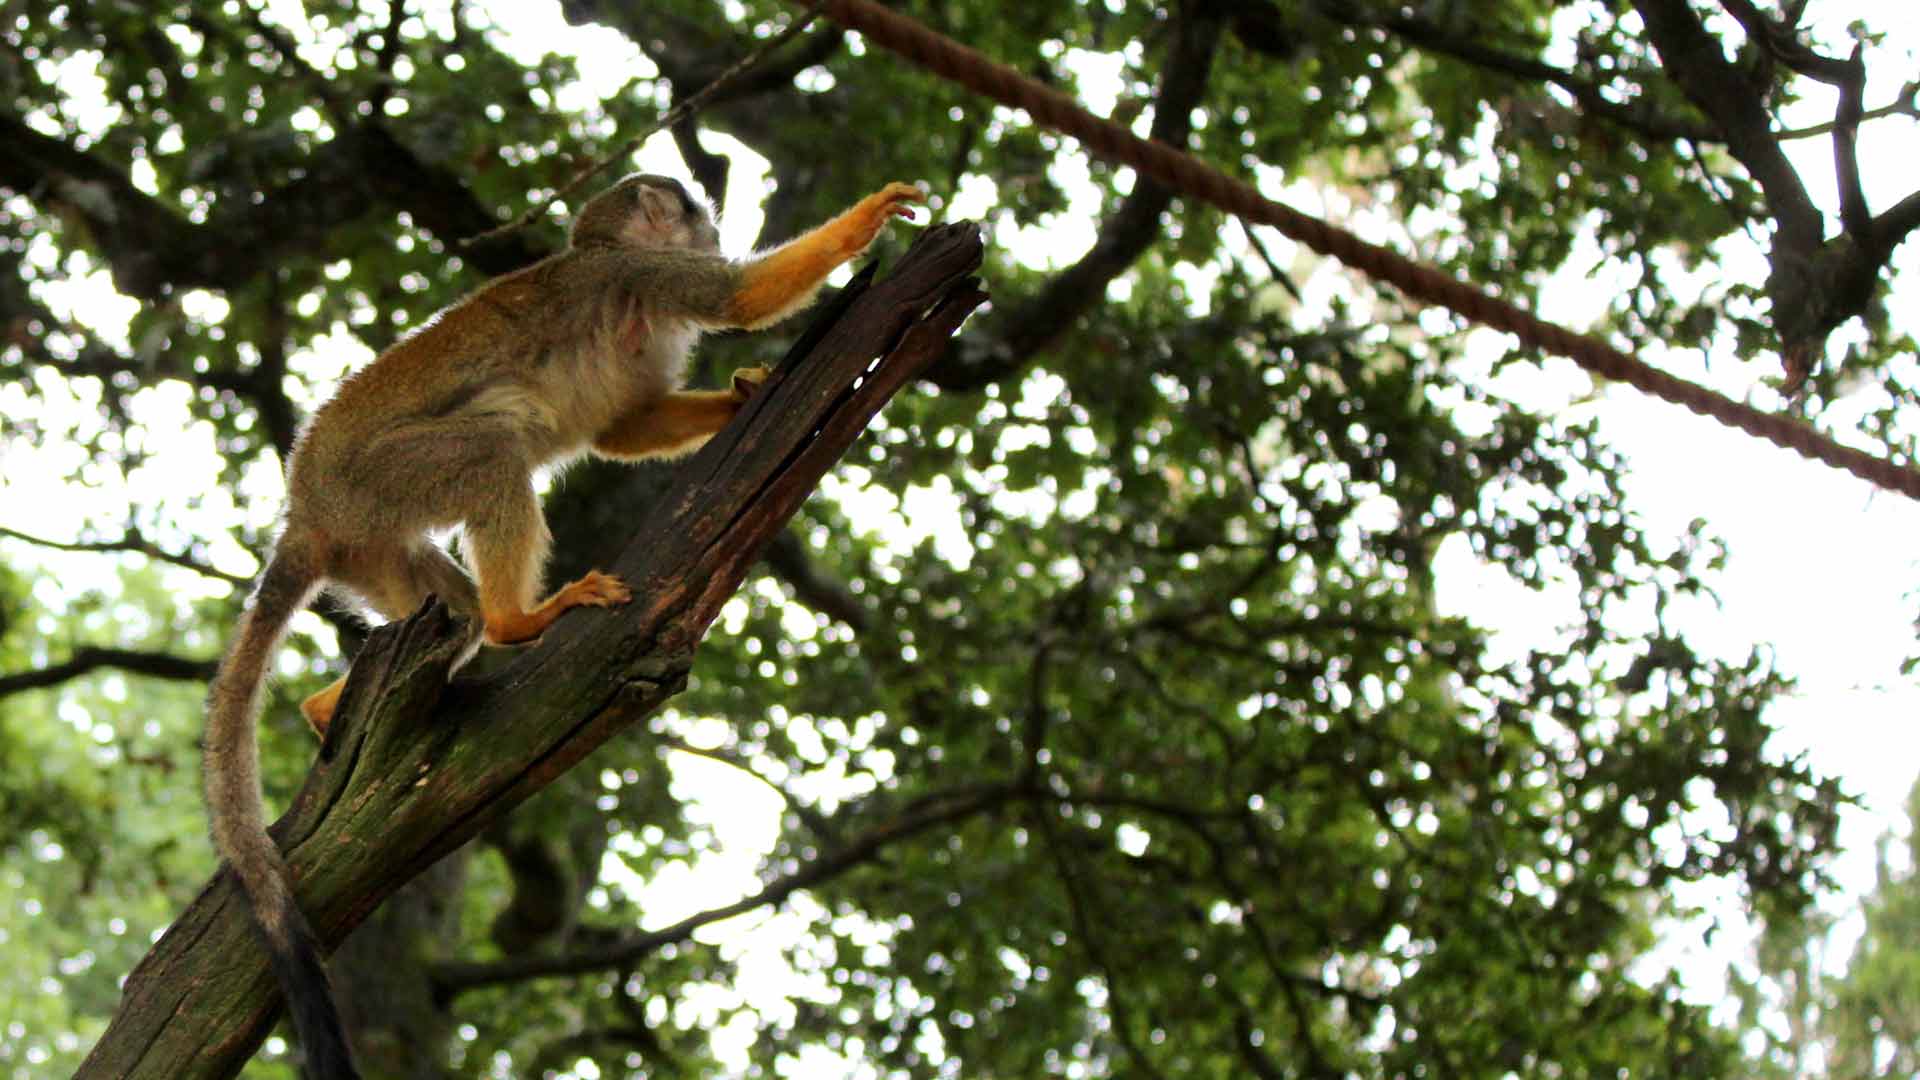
[76,221,987,1080]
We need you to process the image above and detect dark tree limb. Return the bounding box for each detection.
[1632,0,1920,376]
[429,779,1023,997]
[670,113,732,209]
[0,296,260,406]
[1776,80,1920,139]
[761,527,875,632]
[1875,188,1920,253]
[0,109,542,297]
[1631,0,1823,250]
[1299,0,1717,143]
[1716,0,1856,85]
[1829,45,1872,241]
[75,222,986,1080]
[0,646,217,698]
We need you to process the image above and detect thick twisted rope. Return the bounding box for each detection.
[800,0,1920,501]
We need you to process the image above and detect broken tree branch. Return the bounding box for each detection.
[75,221,987,1080]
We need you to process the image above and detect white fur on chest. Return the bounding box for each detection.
[529,310,703,460]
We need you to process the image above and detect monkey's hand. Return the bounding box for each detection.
[840,182,927,256]
[730,365,772,403]
[724,184,928,330]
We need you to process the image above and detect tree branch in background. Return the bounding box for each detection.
[6,316,250,402]
[1776,78,1920,139]
[761,527,874,633]
[1631,0,1823,247]
[0,524,250,588]
[431,779,1022,997]
[1875,189,1920,254]
[0,646,217,699]
[1033,787,1173,1080]
[0,108,542,296]
[1632,0,1920,382]
[365,0,411,112]
[1716,0,1856,85]
[2,0,544,288]
[252,272,303,461]
[0,524,364,639]
[467,10,822,245]
[653,732,840,840]
[1299,0,1718,143]
[932,2,1225,390]
[1829,46,1872,240]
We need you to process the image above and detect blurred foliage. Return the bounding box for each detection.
[1739,777,1920,1080]
[0,0,1908,1076]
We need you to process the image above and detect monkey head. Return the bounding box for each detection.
[570,173,722,252]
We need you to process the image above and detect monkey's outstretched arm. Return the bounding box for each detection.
[711,183,924,329]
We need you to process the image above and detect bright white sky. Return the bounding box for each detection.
[1,0,1917,1072]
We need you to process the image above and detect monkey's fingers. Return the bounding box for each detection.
[836,184,928,255]
[877,181,927,203]
[877,181,928,221]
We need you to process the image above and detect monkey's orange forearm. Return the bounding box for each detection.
[589,367,769,462]
[725,183,923,329]
[591,389,740,460]
[726,237,845,329]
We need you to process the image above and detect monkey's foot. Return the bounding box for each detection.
[301,676,347,740]
[731,365,772,402]
[558,570,633,609]
[483,571,633,646]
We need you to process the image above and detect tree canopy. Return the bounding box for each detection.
[2,1,1915,1077]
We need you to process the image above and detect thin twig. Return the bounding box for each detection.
[464,11,820,247]
[1776,83,1920,140]
[0,523,251,587]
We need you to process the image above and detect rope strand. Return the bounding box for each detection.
[801,0,1920,501]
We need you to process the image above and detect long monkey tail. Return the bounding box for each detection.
[203,534,361,1080]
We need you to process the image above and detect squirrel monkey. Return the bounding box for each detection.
[204,175,925,1078]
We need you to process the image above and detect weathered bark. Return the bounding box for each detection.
[75,222,987,1079]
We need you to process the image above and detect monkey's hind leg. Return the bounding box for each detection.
[590,367,768,462]
[302,542,484,738]
[465,478,631,647]
[301,679,346,739]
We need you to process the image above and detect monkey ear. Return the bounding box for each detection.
[634,184,683,232]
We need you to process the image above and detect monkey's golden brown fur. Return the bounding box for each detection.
[204,175,924,1078]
